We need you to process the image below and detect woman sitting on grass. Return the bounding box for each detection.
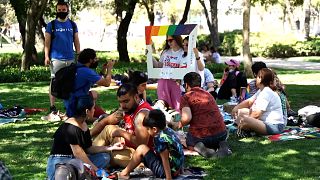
[46,95,124,180]
[232,68,285,135]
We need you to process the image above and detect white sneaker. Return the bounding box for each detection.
[41,112,61,122]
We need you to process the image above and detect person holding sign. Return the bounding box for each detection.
[182,36,205,87]
[153,35,184,111]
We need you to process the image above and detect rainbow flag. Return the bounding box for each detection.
[145,24,197,45]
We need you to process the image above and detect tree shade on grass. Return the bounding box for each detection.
[0,81,319,179]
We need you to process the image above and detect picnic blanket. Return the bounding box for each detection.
[123,166,207,180]
[268,127,320,141]
[0,106,27,125]
[0,117,26,125]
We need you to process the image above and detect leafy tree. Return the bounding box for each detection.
[198,0,219,48]
[178,0,191,24]
[22,0,47,71]
[139,0,156,25]
[116,0,138,62]
[304,0,311,39]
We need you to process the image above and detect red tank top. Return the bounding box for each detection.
[123,100,153,148]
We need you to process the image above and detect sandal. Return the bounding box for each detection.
[108,172,129,180]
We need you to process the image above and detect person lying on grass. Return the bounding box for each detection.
[115,109,184,179]
[46,95,124,180]
[232,68,285,135]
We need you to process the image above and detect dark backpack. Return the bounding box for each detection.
[55,162,98,180]
[51,64,85,100]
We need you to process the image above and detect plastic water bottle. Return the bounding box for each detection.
[96,168,109,178]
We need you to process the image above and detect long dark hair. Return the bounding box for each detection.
[182,36,189,58]
[161,35,183,55]
[74,95,94,118]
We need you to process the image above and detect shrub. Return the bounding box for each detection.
[263,44,297,58]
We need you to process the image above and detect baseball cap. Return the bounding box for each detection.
[225,59,240,67]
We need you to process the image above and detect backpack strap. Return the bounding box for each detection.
[50,20,56,40]
[69,20,76,41]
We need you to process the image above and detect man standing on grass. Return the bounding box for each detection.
[44,0,80,121]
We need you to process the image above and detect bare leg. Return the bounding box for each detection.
[119,144,150,179]
[231,88,237,97]
[238,114,268,135]
[49,93,55,107]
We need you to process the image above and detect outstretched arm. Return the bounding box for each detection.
[70,144,98,171]
[160,149,172,180]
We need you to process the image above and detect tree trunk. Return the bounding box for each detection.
[179,0,191,24]
[141,0,155,25]
[304,0,311,40]
[284,0,295,30]
[9,0,27,49]
[22,0,47,71]
[117,0,138,62]
[199,0,219,48]
[242,0,253,78]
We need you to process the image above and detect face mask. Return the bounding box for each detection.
[229,69,234,73]
[56,12,69,19]
[89,61,99,69]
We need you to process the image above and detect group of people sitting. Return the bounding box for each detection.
[46,38,293,179]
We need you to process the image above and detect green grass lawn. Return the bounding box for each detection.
[0,76,320,179]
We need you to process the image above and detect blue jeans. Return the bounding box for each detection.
[186,130,228,150]
[46,153,110,180]
[264,122,285,135]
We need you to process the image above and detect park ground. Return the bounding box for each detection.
[0,60,319,179]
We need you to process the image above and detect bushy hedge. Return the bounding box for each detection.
[0,51,227,83]
[198,31,320,58]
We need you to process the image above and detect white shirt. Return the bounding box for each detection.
[212,52,221,63]
[180,52,205,87]
[160,49,184,68]
[250,87,284,124]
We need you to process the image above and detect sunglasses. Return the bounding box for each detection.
[182,83,186,89]
[167,39,174,43]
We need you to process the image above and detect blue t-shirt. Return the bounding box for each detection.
[154,128,184,175]
[45,19,78,60]
[66,64,101,117]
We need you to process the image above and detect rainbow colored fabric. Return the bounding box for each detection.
[145,24,197,45]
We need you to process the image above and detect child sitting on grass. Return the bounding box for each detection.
[116,109,185,179]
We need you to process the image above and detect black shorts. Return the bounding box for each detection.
[142,150,165,178]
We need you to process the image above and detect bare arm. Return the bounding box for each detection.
[160,149,172,180]
[44,32,51,66]
[250,109,263,119]
[206,82,215,92]
[73,32,80,54]
[231,98,254,117]
[90,113,121,137]
[193,48,205,71]
[153,57,163,68]
[70,144,98,171]
[112,110,150,146]
[178,107,192,129]
[96,60,115,87]
[86,142,124,154]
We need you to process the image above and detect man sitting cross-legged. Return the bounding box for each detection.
[170,72,232,158]
[92,83,153,167]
